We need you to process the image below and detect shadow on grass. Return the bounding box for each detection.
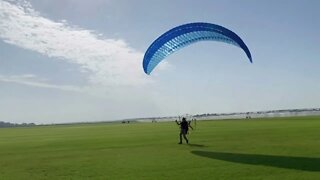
[191,151,320,172]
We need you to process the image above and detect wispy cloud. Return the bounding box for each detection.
[0,74,83,92]
[0,0,149,87]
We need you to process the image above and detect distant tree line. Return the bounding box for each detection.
[193,108,320,118]
[0,121,35,128]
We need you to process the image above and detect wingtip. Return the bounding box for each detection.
[144,70,151,75]
[247,58,253,63]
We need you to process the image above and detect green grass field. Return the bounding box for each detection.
[1,116,320,179]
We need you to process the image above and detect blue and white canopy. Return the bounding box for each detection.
[143,22,252,75]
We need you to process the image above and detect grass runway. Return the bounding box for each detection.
[0,116,320,179]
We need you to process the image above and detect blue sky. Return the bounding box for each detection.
[0,0,319,124]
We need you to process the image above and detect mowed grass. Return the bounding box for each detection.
[1,116,320,179]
